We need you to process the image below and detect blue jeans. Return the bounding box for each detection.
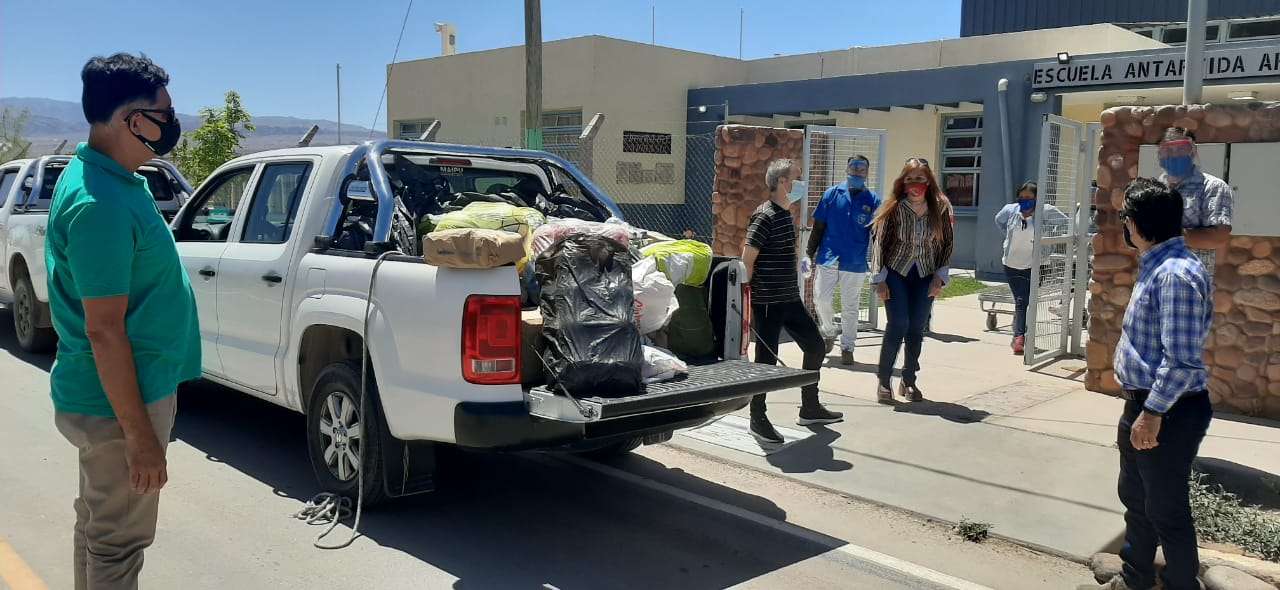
[1117,392,1212,590]
[877,267,934,386]
[1004,265,1032,338]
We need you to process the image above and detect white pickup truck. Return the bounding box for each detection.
[0,155,191,352]
[173,139,816,504]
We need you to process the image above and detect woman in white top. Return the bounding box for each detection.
[994,181,1067,354]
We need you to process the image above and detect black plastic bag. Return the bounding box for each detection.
[535,234,643,398]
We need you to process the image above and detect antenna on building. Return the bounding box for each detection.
[435,23,457,56]
[652,6,656,45]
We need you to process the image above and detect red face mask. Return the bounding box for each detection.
[905,182,928,197]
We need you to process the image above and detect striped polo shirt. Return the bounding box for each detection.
[746,200,801,305]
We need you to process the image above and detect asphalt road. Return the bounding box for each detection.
[0,310,1081,589]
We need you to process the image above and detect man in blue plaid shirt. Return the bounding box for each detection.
[1080,178,1213,590]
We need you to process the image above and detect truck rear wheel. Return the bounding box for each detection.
[306,360,389,506]
[13,276,57,354]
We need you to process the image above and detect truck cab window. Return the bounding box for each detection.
[0,170,18,208]
[175,167,253,242]
[242,162,312,244]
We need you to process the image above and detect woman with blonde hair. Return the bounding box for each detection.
[869,158,954,403]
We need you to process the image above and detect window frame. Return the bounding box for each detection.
[174,166,257,243]
[938,113,984,210]
[239,161,315,245]
[0,168,19,209]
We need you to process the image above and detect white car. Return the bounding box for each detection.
[0,156,191,352]
[172,139,815,504]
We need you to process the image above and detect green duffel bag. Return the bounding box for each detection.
[664,284,717,361]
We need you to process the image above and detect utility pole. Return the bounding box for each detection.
[739,9,744,60]
[524,0,543,150]
[336,64,344,144]
[1183,0,1207,104]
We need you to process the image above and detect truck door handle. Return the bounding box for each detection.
[198,268,216,277]
[261,273,283,284]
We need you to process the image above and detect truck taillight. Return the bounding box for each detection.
[741,285,751,357]
[462,295,522,385]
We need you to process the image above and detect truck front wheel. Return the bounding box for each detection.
[305,360,389,506]
[13,276,57,354]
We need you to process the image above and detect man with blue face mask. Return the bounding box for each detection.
[806,155,882,365]
[1156,128,1233,280]
[743,159,844,444]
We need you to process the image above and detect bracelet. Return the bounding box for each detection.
[1141,406,1165,418]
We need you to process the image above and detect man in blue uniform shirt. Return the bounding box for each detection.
[807,155,882,366]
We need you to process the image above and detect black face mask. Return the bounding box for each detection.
[1123,223,1138,249]
[130,109,182,157]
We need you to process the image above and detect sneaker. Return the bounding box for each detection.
[899,382,924,402]
[750,417,785,444]
[841,349,854,366]
[1012,336,1025,355]
[797,405,844,426]
[876,381,894,405]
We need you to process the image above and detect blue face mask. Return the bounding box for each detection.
[1160,155,1194,179]
[788,180,808,204]
[1018,199,1036,213]
[847,176,866,190]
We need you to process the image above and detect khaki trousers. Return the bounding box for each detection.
[54,394,177,590]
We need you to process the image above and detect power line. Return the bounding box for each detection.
[369,0,416,139]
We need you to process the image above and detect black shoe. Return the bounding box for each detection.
[750,417,785,444]
[899,382,924,402]
[797,405,844,426]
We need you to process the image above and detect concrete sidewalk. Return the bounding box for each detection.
[664,292,1280,561]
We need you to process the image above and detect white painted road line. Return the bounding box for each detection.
[554,454,995,590]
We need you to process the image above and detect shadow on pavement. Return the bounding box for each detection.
[172,380,843,590]
[765,426,854,474]
[924,331,981,344]
[891,399,992,424]
[0,310,55,373]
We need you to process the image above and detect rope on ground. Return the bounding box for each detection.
[292,493,356,549]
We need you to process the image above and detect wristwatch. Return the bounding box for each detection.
[1141,406,1166,418]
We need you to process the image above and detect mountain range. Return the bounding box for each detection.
[1,97,385,156]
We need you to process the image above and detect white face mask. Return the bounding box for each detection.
[788,180,807,204]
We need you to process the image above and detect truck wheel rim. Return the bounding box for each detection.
[319,390,363,482]
[14,285,32,342]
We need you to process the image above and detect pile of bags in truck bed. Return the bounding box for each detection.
[419,200,717,397]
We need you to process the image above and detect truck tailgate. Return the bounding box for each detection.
[525,360,817,423]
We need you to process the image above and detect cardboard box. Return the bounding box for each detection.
[521,309,548,385]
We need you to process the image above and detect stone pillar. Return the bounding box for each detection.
[1089,102,1280,418]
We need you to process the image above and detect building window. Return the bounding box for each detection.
[522,108,583,163]
[1160,23,1221,44]
[1229,18,1280,41]
[622,131,672,154]
[396,119,436,140]
[939,114,983,209]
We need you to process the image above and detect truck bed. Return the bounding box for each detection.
[525,360,817,423]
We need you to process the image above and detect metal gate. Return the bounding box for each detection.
[1027,115,1092,364]
[800,125,888,332]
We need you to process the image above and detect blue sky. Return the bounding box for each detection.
[0,0,960,129]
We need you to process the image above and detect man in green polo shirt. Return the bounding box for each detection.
[46,52,200,590]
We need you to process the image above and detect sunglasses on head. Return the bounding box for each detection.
[906,157,930,168]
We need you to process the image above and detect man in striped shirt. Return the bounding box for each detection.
[1081,178,1213,590]
[742,159,843,444]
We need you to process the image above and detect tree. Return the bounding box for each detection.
[0,106,32,161]
[172,90,255,185]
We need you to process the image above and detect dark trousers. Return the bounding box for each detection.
[751,300,824,416]
[1117,392,1213,590]
[878,267,934,385]
[1004,265,1032,338]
